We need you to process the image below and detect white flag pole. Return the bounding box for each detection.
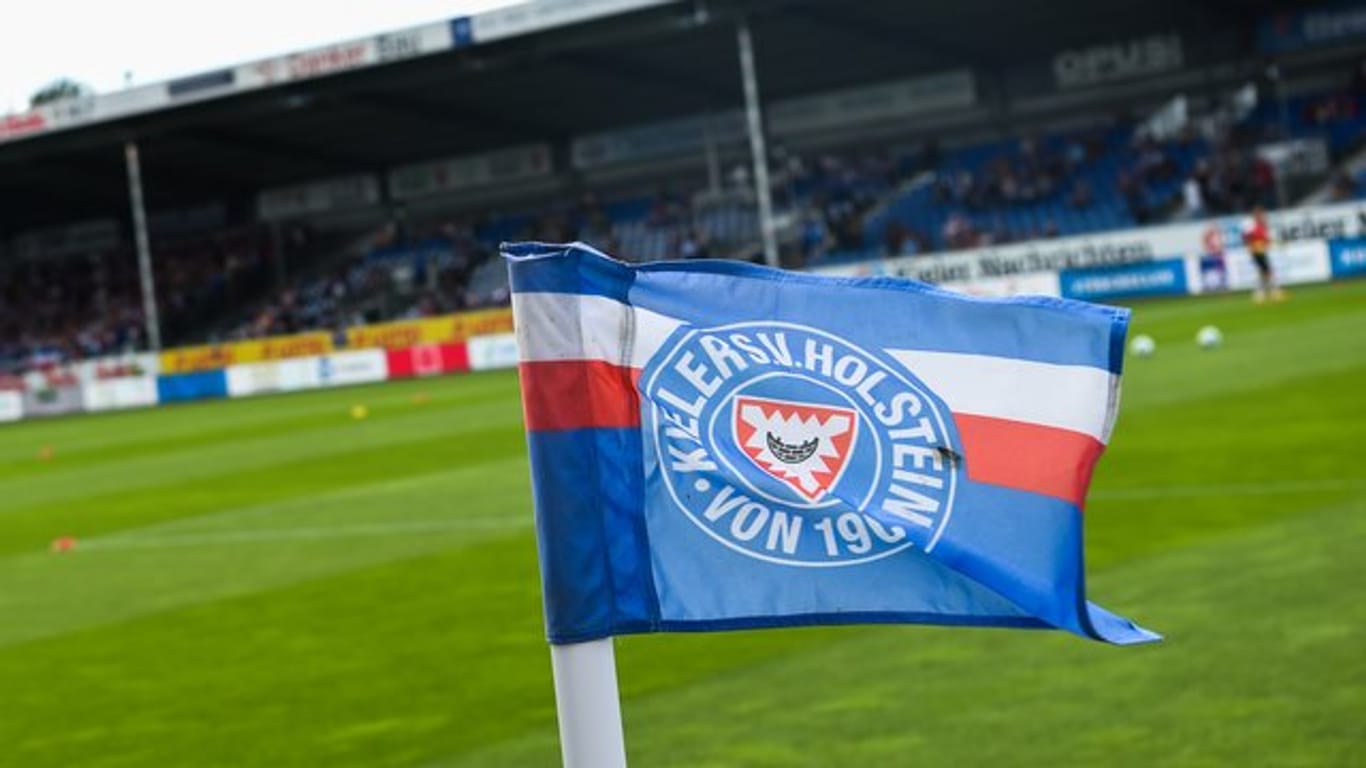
[550,638,628,768]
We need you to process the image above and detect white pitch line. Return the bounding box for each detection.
[1090,478,1366,501]
[75,516,530,552]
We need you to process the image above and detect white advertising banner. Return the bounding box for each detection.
[1216,241,1333,291]
[318,350,388,387]
[237,21,455,89]
[815,231,1165,283]
[375,23,454,64]
[0,110,49,144]
[78,353,160,412]
[939,271,1062,299]
[82,378,159,412]
[820,199,1366,285]
[19,373,83,417]
[226,358,323,398]
[91,84,168,122]
[467,333,521,371]
[238,39,375,89]
[0,391,21,423]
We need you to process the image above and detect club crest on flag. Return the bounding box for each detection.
[641,321,962,567]
[733,396,857,503]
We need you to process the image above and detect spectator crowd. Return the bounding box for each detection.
[6,78,1366,375]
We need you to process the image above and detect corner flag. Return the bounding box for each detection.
[506,241,1158,646]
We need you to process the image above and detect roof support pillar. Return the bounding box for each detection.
[736,20,779,268]
[124,140,162,351]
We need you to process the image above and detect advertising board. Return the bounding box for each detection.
[1217,241,1332,291]
[20,383,83,418]
[226,358,323,398]
[0,392,22,423]
[822,199,1366,287]
[168,69,236,99]
[1052,33,1183,90]
[466,333,521,371]
[1060,258,1188,301]
[160,333,335,375]
[78,353,160,412]
[318,350,389,387]
[939,271,1061,299]
[1328,238,1366,278]
[157,371,229,403]
[386,344,470,379]
[1260,4,1366,54]
[344,308,514,350]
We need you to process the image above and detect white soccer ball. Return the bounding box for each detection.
[1129,334,1156,358]
[1196,325,1223,349]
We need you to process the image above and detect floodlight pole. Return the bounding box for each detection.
[124,140,162,351]
[736,21,780,268]
[550,637,628,768]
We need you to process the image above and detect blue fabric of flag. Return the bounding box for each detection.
[507,242,1158,646]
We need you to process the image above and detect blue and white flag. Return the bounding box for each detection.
[506,242,1158,646]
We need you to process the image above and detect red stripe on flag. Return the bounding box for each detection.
[519,360,642,431]
[955,413,1104,507]
[520,359,1102,506]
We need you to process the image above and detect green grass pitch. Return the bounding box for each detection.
[1,281,1363,766]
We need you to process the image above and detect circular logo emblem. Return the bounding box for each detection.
[642,322,960,567]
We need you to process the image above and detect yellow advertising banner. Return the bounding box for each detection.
[344,307,514,350]
[158,307,516,374]
[159,332,336,375]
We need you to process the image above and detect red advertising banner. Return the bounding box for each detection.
[385,343,471,379]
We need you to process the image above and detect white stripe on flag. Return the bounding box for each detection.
[513,292,681,368]
[511,291,1116,442]
[886,350,1117,443]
